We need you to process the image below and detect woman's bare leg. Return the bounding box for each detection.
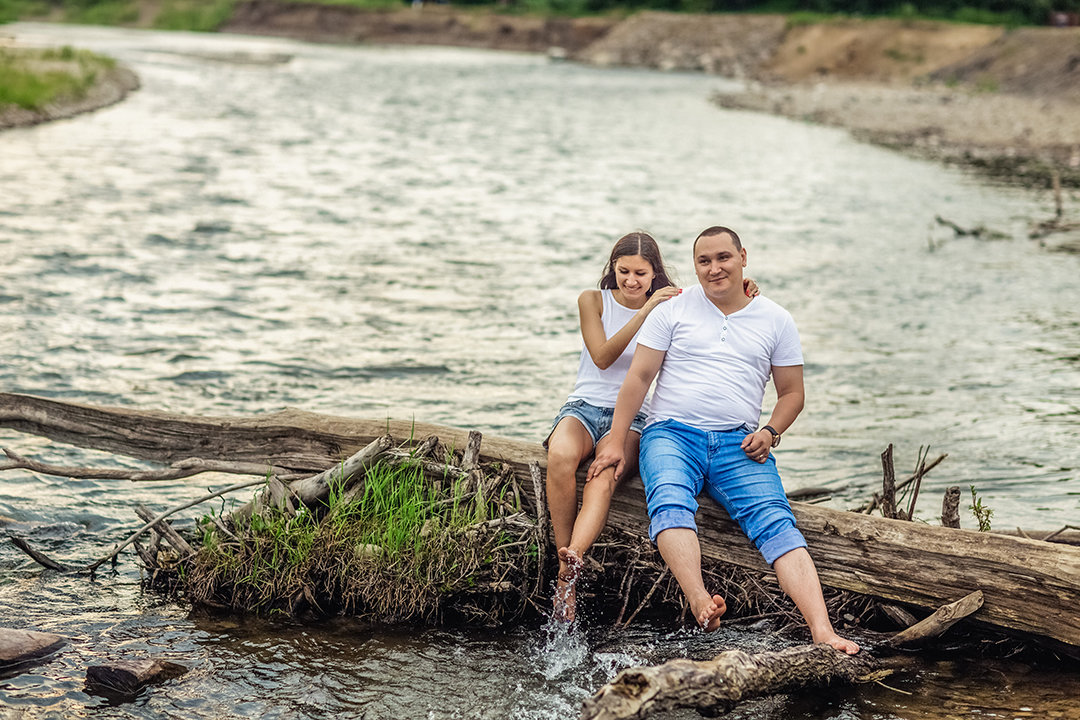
[545,418,594,621]
[566,431,641,560]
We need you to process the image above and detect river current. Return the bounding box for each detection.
[0,22,1077,719]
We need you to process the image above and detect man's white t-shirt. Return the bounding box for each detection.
[636,285,803,431]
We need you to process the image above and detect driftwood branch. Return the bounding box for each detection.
[888,590,984,648]
[9,536,74,572]
[941,486,961,528]
[0,447,301,482]
[580,644,888,720]
[134,504,194,557]
[86,479,268,572]
[9,479,267,574]
[230,435,393,526]
[853,452,948,514]
[880,444,897,519]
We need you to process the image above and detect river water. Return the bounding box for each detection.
[0,22,1077,720]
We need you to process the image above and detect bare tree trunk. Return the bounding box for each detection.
[3,393,1080,651]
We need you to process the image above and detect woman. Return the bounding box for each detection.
[546,231,758,622]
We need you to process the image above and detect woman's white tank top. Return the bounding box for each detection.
[566,289,647,410]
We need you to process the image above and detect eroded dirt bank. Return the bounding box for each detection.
[6,8,1080,187]
[577,14,1080,186]
[221,0,616,53]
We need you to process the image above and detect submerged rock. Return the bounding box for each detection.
[0,628,67,670]
[85,659,189,698]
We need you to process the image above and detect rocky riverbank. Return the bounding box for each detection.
[576,14,1080,188]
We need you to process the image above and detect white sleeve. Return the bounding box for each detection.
[771,311,803,366]
[637,301,674,352]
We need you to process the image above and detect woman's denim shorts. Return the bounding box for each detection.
[543,399,648,448]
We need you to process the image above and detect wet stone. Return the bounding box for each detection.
[0,628,67,670]
[85,659,189,698]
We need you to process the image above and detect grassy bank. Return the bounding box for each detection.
[181,451,548,623]
[0,45,115,111]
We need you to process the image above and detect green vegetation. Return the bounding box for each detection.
[185,456,543,623]
[2,0,1076,26]
[153,0,236,31]
[0,46,115,113]
[969,484,994,532]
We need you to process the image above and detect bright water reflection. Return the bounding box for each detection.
[0,23,1078,719]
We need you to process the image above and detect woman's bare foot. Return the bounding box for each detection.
[814,630,860,655]
[690,593,727,632]
[553,547,583,623]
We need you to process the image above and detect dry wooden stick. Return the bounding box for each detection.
[902,446,930,520]
[854,452,948,514]
[135,503,194,557]
[10,478,267,574]
[880,444,897,520]
[888,590,984,648]
[0,447,299,482]
[1044,524,1080,543]
[941,486,961,528]
[86,479,268,571]
[620,568,669,629]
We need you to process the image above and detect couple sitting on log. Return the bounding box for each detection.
[543,226,859,655]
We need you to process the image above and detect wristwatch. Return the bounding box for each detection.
[762,425,781,448]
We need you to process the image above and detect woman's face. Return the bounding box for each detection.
[613,254,656,302]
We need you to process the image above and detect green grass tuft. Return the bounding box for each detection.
[0,47,117,112]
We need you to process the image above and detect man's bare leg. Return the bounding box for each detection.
[656,527,727,631]
[545,418,593,622]
[773,548,860,654]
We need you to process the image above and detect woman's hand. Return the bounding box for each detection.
[743,277,760,298]
[644,285,681,311]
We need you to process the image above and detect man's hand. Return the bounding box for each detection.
[588,441,625,482]
[741,430,773,464]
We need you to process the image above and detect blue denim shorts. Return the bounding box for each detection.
[638,418,806,565]
[543,399,648,448]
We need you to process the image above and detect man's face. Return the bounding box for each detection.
[694,232,747,302]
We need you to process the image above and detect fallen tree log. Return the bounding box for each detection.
[579,643,892,720]
[2,393,1079,651]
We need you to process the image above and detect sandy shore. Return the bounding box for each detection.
[713,81,1080,187]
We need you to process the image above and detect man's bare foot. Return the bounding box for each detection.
[815,631,860,655]
[553,547,583,623]
[690,593,727,632]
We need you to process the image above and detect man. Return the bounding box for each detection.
[588,226,858,654]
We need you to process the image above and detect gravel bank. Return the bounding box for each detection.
[713,81,1080,187]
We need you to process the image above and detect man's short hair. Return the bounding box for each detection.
[693,226,742,254]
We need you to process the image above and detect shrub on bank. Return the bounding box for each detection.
[0,46,115,112]
[182,455,547,624]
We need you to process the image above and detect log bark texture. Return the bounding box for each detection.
[3,393,1079,649]
[580,644,885,720]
